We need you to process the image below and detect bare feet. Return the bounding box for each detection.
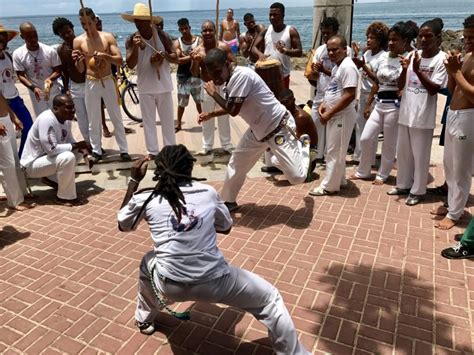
[348,174,370,181]
[372,178,384,186]
[103,129,112,138]
[9,202,36,211]
[175,124,182,133]
[430,205,448,216]
[435,216,458,230]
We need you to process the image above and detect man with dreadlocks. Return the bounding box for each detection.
[117,145,310,355]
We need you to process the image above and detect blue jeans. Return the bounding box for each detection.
[8,96,33,157]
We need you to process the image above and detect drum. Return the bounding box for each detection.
[255,58,284,98]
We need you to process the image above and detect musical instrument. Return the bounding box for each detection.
[255,58,284,98]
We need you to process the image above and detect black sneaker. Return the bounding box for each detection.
[441,242,474,259]
[224,201,239,212]
[261,166,283,174]
[120,153,132,161]
[136,320,155,335]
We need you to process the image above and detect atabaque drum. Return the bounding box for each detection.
[255,58,284,98]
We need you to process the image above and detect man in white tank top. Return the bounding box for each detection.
[252,2,302,89]
[123,3,177,160]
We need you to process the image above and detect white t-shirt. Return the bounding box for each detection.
[225,66,287,140]
[134,30,173,94]
[370,51,406,93]
[312,44,352,102]
[12,42,61,89]
[399,50,448,129]
[360,49,385,93]
[20,109,75,168]
[0,53,19,99]
[264,25,292,77]
[117,182,232,283]
[323,56,359,114]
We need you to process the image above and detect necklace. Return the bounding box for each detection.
[28,48,41,63]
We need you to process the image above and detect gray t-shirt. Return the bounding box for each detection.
[118,182,233,283]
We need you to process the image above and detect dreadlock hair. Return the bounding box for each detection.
[366,21,389,51]
[146,145,205,223]
[52,17,74,36]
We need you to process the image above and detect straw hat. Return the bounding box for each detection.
[0,24,18,42]
[121,3,163,24]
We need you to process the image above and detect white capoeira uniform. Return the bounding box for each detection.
[117,181,310,355]
[12,42,61,117]
[318,57,359,192]
[20,109,79,200]
[85,74,128,156]
[0,113,28,208]
[444,108,474,221]
[69,80,89,142]
[355,51,405,181]
[134,31,176,155]
[311,45,351,160]
[396,50,447,196]
[353,49,385,162]
[201,85,232,152]
[219,66,310,203]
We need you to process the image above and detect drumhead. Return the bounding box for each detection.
[255,58,281,69]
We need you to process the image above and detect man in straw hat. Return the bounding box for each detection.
[72,7,131,163]
[12,22,62,118]
[123,2,177,160]
[0,24,34,157]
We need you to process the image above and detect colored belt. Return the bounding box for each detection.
[258,116,288,142]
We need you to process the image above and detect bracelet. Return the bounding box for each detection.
[28,84,37,91]
[129,177,139,184]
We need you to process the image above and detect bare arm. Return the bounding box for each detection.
[251,30,266,60]
[125,34,139,69]
[58,47,70,92]
[72,37,86,73]
[285,27,303,57]
[46,65,62,83]
[105,34,123,66]
[447,53,474,103]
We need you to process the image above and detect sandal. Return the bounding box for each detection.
[55,197,87,207]
[9,202,36,211]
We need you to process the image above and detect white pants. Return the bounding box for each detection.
[136,251,310,355]
[311,100,326,160]
[202,88,232,150]
[221,115,309,203]
[139,91,176,155]
[396,125,433,195]
[0,115,26,207]
[444,108,474,220]
[356,101,399,181]
[70,81,90,143]
[25,151,79,200]
[85,76,128,155]
[320,109,357,192]
[28,85,61,117]
[353,91,377,162]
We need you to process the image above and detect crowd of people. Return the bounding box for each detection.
[1,1,473,352]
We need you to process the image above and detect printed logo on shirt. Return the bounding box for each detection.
[407,65,434,94]
[458,135,467,140]
[274,134,286,146]
[168,205,202,233]
[1,67,13,84]
[378,64,401,86]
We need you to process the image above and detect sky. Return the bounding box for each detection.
[0,0,378,17]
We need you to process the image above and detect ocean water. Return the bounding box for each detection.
[2,2,473,54]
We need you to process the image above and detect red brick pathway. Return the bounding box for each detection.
[1,165,473,354]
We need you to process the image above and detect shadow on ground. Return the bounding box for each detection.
[307,262,472,354]
[0,226,30,249]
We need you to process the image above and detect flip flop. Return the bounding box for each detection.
[103,130,112,138]
[55,197,87,207]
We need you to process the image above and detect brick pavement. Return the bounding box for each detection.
[1,160,473,354]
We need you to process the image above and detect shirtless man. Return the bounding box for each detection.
[53,17,90,143]
[191,21,235,155]
[432,15,474,231]
[72,7,130,162]
[239,13,265,67]
[220,9,240,55]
